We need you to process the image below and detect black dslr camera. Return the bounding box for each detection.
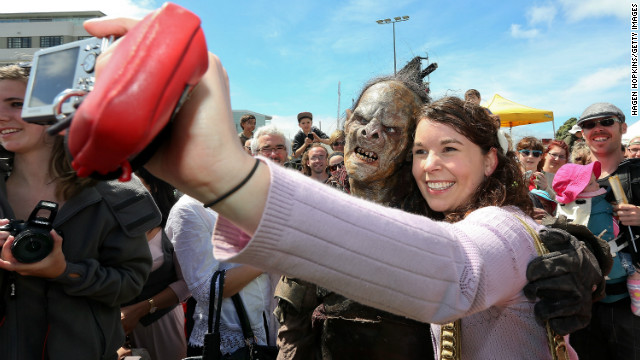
[0,201,59,263]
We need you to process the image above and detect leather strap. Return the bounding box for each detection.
[518,217,570,360]
[201,269,225,360]
[208,270,226,334]
[231,293,256,343]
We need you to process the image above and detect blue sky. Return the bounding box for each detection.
[8,0,633,142]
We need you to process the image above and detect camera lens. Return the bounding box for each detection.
[11,231,53,263]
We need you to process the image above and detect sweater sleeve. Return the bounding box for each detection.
[213,161,539,324]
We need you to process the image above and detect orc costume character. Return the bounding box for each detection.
[275,75,433,360]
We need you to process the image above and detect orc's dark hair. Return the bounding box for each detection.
[134,167,178,228]
[352,74,430,113]
[415,96,533,223]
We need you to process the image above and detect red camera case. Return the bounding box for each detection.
[67,2,209,181]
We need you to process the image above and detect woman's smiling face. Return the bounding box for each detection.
[412,118,497,214]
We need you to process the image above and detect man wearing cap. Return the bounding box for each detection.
[291,112,330,159]
[570,102,640,360]
[563,124,584,150]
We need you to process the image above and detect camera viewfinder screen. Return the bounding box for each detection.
[28,47,79,107]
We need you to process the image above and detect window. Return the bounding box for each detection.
[7,37,31,48]
[40,36,63,48]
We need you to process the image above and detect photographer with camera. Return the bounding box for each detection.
[0,64,160,360]
[291,112,330,160]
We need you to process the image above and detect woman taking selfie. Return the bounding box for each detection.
[213,97,577,358]
[140,86,575,356]
[84,16,589,359]
[0,64,158,360]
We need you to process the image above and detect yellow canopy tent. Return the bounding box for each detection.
[485,94,555,133]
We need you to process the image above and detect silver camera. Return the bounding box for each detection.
[22,37,112,126]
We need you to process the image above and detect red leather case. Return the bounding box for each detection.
[68,2,209,181]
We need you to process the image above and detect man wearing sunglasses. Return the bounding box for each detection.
[570,102,640,360]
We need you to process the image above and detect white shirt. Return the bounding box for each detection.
[165,195,272,354]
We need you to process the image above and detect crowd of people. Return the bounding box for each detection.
[0,10,637,360]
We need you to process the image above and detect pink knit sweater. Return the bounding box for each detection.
[213,160,577,359]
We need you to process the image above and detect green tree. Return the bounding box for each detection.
[555,117,577,140]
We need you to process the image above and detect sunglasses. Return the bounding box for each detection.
[580,117,620,130]
[329,162,344,171]
[518,149,542,157]
[332,141,345,146]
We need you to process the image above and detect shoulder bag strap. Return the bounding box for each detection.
[517,217,570,360]
[231,293,256,343]
[202,269,225,360]
[208,269,226,334]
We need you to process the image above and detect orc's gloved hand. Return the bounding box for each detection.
[541,215,613,293]
[524,216,612,336]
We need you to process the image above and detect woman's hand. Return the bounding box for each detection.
[533,171,547,190]
[120,301,148,334]
[0,230,67,278]
[117,346,132,360]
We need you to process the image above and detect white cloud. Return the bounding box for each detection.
[527,4,557,27]
[510,24,540,39]
[565,66,628,94]
[558,0,628,22]
[510,4,557,40]
[268,115,300,140]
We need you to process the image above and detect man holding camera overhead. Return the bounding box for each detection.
[291,111,330,160]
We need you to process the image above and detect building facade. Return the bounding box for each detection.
[0,11,105,65]
[0,11,273,131]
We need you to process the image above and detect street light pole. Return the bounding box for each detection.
[376,16,410,75]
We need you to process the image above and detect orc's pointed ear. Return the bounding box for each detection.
[345,108,353,120]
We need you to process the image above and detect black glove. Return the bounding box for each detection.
[524,225,606,335]
[541,215,613,279]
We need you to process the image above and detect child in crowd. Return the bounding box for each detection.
[291,111,330,158]
[553,162,640,315]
